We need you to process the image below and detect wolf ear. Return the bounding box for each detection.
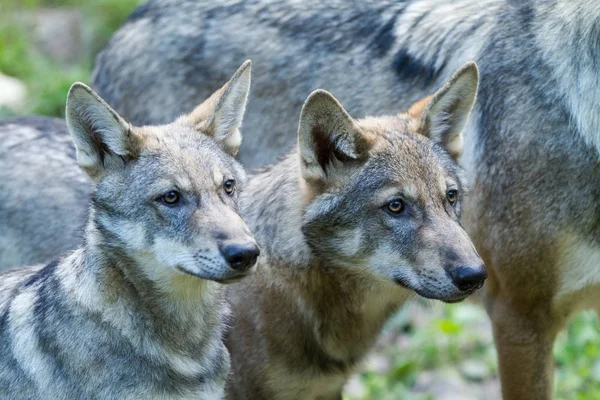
[413,61,479,160]
[298,90,372,189]
[66,82,139,181]
[188,60,251,156]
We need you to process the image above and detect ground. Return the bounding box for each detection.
[1,1,599,398]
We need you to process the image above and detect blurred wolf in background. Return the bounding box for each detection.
[90,0,600,399]
[0,62,259,398]
[0,0,598,398]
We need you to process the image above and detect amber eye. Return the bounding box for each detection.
[224,179,235,195]
[161,190,180,205]
[447,190,458,206]
[387,199,404,214]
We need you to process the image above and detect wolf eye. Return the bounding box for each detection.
[224,179,235,195]
[160,190,180,205]
[447,190,458,206]
[387,199,404,214]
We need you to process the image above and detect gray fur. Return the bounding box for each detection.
[0,117,89,268]
[0,65,257,398]
[91,0,497,169]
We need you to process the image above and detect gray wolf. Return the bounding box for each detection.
[92,1,600,398]
[226,62,485,399]
[0,61,259,398]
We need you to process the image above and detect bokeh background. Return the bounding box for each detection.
[0,1,599,398]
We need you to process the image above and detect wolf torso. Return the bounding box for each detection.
[0,249,229,399]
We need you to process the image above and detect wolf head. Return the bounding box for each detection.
[299,62,485,303]
[65,60,259,284]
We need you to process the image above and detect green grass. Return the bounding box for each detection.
[0,21,88,117]
[0,0,143,117]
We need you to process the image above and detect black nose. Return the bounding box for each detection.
[448,265,487,292]
[221,243,260,271]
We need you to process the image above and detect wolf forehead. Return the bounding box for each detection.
[131,122,246,186]
[357,116,466,191]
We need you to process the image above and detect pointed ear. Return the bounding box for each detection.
[187,60,251,156]
[416,61,479,160]
[298,90,373,188]
[65,82,140,181]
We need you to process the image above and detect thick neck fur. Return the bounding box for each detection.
[240,152,410,371]
[63,210,227,354]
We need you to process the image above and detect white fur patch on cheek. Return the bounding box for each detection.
[152,236,192,267]
[367,244,420,287]
[332,229,363,258]
[109,219,148,251]
[131,236,193,284]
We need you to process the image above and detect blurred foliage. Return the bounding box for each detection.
[346,302,497,399]
[1,1,599,399]
[0,21,87,117]
[555,311,600,399]
[346,304,600,399]
[0,0,143,117]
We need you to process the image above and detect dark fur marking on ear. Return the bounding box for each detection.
[83,123,111,168]
[311,126,354,172]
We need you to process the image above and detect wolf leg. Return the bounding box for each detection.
[485,283,561,400]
